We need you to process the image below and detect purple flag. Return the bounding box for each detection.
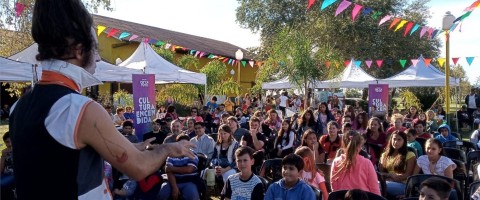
[335,0,352,17]
[132,74,156,140]
[368,84,389,117]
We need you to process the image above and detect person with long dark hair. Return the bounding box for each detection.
[314,102,335,136]
[273,119,295,158]
[379,131,416,199]
[413,138,456,178]
[294,109,318,138]
[299,129,325,164]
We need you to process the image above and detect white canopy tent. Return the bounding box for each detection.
[315,59,379,88]
[0,56,40,82]
[262,59,378,89]
[119,42,207,85]
[9,43,144,83]
[379,56,459,87]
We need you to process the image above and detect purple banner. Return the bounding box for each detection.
[368,84,389,117]
[132,74,156,140]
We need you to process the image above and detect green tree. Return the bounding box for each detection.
[200,60,241,96]
[236,0,441,79]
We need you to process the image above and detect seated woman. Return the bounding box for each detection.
[212,124,239,183]
[263,109,282,133]
[299,129,325,164]
[414,138,456,178]
[319,121,342,164]
[331,134,380,195]
[379,131,416,200]
[294,109,318,138]
[353,111,368,133]
[335,130,370,159]
[363,117,387,165]
[273,119,295,158]
[386,114,407,137]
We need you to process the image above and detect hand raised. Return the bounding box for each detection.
[164,140,197,159]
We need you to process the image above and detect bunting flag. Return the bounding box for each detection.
[119,32,131,40]
[378,15,392,26]
[165,43,171,49]
[362,7,373,16]
[389,18,401,29]
[351,4,363,21]
[437,58,446,67]
[427,27,434,39]
[410,24,420,36]
[399,59,407,68]
[194,51,200,57]
[431,29,440,38]
[222,58,229,63]
[107,29,119,37]
[321,0,338,10]
[376,60,383,68]
[335,0,352,16]
[129,34,139,41]
[199,52,206,58]
[354,60,362,67]
[307,0,316,10]
[452,57,460,65]
[156,41,165,46]
[466,57,475,66]
[325,61,331,68]
[453,11,472,24]
[371,11,382,19]
[419,26,428,38]
[249,61,255,68]
[365,60,372,68]
[97,25,107,36]
[424,58,432,66]
[450,23,459,32]
[403,22,414,37]
[143,38,149,43]
[411,59,419,67]
[241,61,247,67]
[344,60,351,67]
[394,20,408,32]
[15,3,26,17]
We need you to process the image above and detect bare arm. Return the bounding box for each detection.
[77,102,195,181]
[392,156,416,182]
[250,128,264,151]
[444,165,454,179]
[413,164,421,175]
[0,149,7,173]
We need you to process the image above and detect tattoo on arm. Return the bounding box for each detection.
[94,122,129,163]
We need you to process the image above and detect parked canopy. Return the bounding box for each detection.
[0,56,40,82]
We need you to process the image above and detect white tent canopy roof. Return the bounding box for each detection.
[119,42,206,85]
[315,59,378,88]
[380,55,459,87]
[262,77,295,90]
[0,56,41,82]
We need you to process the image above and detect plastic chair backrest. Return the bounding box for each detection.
[209,133,218,142]
[309,184,322,200]
[407,146,418,157]
[328,189,386,200]
[443,147,467,162]
[443,140,478,153]
[404,174,462,199]
[415,137,427,154]
[469,181,480,199]
[259,158,283,183]
[467,151,480,181]
[196,152,208,172]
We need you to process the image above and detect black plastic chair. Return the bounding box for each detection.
[209,133,218,142]
[328,189,387,200]
[259,158,283,183]
[469,181,480,200]
[467,151,480,187]
[443,140,477,153]
[316,163,332,193]
[415,137,427,154]
[363,142,382,166]
[404,174,463,200]
[451,159,467,197]
[443,147,467,162]
[376,171,387,197]
[309,184,322,200]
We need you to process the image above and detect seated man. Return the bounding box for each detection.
[190,122,215,161]
[143,118,168,144]
[457,105,470,128]
[121,121,138,143]
[159,134,200,200]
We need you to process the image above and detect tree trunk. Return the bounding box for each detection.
[304,77,309,110]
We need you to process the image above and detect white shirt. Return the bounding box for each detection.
[279,95,288,107]
[469,94,477,109]
[417,155,456,177]
[471,129,480,147]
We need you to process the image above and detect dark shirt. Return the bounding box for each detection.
[143,131,168,144]
[242,132,267,150]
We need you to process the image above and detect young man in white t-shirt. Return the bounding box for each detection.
[278,92,289,119]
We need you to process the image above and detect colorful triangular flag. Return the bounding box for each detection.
[437,58,446,67]
[365,60,373,68]
[107,29,119,37]
[378,15,392,26]
[452,57,460,65]
[15,3,25,17]
[466,57,475,66]
[419,26,428,38]
[399,59,407,68]
[403,22,414,37]
[352,4,363,21]
[410,24,420,36]
[344,60,351,67]
[424,58,432,66]
[389,18,401,30]
[371,11,382,19]
[325,61,331,68]
[97,25,107,36]
[376,60,383,68]
[321,0,338,10]
[307,0,316,10]
[362,7,373,16]
[411,59,419,67]
[118,32,131,40]
[249,61,255,68]
[129,34,139,41]
[241,61,247,67]
[394,20,408,32]
[354,60,362,67]
[335,0,352,16]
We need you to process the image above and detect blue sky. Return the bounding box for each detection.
[97,0,480,83]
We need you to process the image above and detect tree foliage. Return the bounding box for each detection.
[236,0,441,79]
[200,60,241,96]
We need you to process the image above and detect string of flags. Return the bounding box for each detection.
[96,25,258,68]
[307,0,480,39]
[330,57,478,69]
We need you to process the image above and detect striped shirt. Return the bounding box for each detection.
[223,173,264,200]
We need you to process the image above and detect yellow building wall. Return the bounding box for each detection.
[96,34,258,96]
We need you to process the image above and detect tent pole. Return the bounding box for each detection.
[204,84,207,106]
